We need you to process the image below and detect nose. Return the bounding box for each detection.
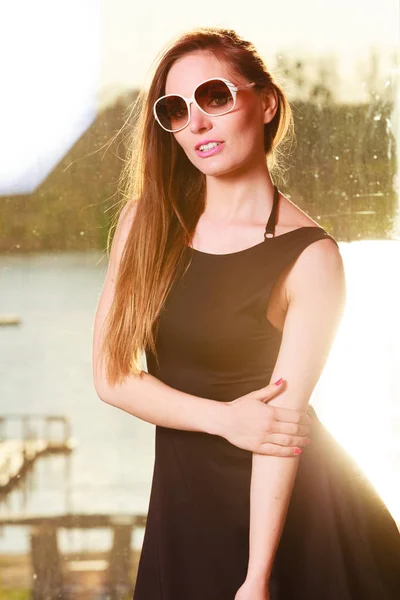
[189,102,212,134]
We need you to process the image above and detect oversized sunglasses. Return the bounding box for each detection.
[153,77,256,133]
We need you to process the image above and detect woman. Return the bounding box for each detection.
[92,26,400,599]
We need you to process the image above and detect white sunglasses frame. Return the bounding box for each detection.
[153,77,256,133]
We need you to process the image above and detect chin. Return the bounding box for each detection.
[197,165,234,178]
[203,159,249,178]
[190,155,239,177]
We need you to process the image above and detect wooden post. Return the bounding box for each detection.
[30,525,64,599]
[105,524,134,598]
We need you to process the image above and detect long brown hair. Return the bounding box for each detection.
[101,26,294,385]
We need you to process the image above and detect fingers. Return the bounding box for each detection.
[253,382,312,426]
[264,379,286,397]
[273,406,312,426]
[267,432,310,448]
[270,420,310,437]
[252,381,285,403]
[256,443,304,457]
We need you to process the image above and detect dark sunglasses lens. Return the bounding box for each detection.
[155,95,188,131]
[195,79,234,115]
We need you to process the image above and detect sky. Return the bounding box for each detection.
[1,1,101,194]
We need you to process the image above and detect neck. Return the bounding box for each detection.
[203,160,275,224]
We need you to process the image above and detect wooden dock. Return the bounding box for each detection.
[0,512,146,599]
[0,313,21,326]
[0,414,75,492]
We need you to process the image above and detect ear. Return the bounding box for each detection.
[262,87,278,125]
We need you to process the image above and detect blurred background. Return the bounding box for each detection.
[0,0,399,597]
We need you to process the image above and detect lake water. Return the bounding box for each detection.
[0,243,399,554]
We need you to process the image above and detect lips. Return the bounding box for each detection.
[195,139,224,151]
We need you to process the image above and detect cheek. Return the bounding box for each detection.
[173,133,184,149]
[230,115,262,150]
[229,103,263,139]
[173,133,194,158]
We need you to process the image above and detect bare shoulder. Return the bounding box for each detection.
[277,194,344,297]
[277,191,323,232]
[115,200,138,234]
[278,192,341,265]
[287,236,345,307]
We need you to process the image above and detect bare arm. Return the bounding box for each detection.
[92,202,227,435]
[92,203,312,453]
[243,238,346,589]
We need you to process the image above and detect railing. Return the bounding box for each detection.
[0,414,74,491]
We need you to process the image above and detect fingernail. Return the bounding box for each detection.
[294,448,302,454]
[274,378,283,386]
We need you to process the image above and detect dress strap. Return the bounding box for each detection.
[264,185,279,239]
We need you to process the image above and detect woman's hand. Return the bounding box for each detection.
[222,379,311,456]
[234,577,270,600]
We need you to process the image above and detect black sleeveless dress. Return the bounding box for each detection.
[133,187,400,600]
